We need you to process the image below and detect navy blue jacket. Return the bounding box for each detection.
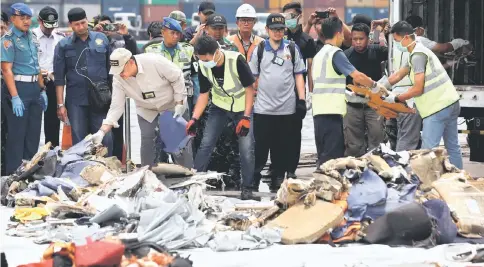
[54,31,111,106]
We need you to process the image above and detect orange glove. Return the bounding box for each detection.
[236,116,250,137]
[186,118,198,136]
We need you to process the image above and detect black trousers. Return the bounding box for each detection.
[314,114,345,167]
[43,81,60,147]
[112,116,124,161]
[253,113,293,184]
[287,113,302,173]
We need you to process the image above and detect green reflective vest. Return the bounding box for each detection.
[311,44,347,116]
[409,43,460,118]
[199,51,245,112]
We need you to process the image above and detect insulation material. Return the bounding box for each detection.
[267,200,344,244]
[432,173,484,238]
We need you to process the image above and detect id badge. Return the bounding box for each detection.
[272,56,284,66]
[142,91,156,99]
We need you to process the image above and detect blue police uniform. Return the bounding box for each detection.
[53,30,113,154]
[1,3,43,174]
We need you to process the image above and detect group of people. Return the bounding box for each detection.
[0,1,469,200]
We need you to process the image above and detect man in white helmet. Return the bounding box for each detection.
[227,4,264,62]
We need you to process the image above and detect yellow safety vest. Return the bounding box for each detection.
[199,51,246,112]
[409,43,460,118]
[144,43,162,54]
[311,44,347,116]
[392,47,413,88]
[159,42,194,71]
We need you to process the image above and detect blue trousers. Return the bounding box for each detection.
[2,81,42,174]
[194,105,255,188]
[66,103,113,156]
[421,101,463,169]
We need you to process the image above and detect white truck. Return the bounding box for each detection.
[391,0,484,162]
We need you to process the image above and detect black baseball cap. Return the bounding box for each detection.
[1,11,8,23]
[198,1,215,15]
[266,13,286,29]
[350,14,372,27]
[206,13,227,27]
[39,6,58,28]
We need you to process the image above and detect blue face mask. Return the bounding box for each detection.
[285,18,298,30]
[201,50,220,69]
[394,35,415,53]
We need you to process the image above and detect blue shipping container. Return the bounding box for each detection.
[181,0,242,25]
[373,8,389,20]
[345,7,389,23]
[102,0,140,21]
[345,7,373,24]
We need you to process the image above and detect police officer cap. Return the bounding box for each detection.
[10,3,33,17]
[39,6,59,28]
[148,21,163,38]
[163,17,182,32]
[67,7,86,23]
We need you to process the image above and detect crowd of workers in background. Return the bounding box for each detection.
[0,1,470,199]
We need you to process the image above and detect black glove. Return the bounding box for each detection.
[296,99,307,120]
[186,118,199,136]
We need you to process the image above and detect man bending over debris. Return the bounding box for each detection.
[90,48,193,168]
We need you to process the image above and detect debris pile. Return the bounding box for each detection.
[3,141,484,265]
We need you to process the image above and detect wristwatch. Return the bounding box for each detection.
[57,104,64,109]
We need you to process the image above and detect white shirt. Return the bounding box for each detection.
[416,36,437,50]
[103,53,186,127]
[32,27,65,72]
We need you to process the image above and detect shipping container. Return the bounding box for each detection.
[144,0,179,5]
[345,7,374,23]
[373,7,388,20]
[269,0,298,10]
[345,0,373,7]
[180,1,242,25]
[102,0,140,22]
[143,5,178,24]
[243,0,266,10]
[374,0,389,8]
[317,0,345,8]
[302,6,344,25]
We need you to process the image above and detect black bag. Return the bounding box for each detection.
[76,47,112,111]
[88,80,111,111]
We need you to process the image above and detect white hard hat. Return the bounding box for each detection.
[236,4,256,18]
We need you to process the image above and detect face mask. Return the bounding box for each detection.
[394,35,415,53]
[285,18,298,30]
[201,50,220,69]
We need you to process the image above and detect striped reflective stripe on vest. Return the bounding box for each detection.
[313,48,346,95]
[410,51,451,93]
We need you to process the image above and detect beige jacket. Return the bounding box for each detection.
[103,53,186,127]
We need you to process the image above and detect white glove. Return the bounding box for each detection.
[450,38,469,50]
[47,72,55,81]
[91,130,105,144]
[377,76,391,90]
[383,93,397,104]
[306,92,312,110]
[173,104,186,118]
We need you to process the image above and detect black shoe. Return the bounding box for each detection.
[287,172,297,179]
[241,187,253,200]
[270,176,285,192]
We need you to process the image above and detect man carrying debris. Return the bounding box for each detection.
[390,16,469,152]
[187,35,256,200]
[312,17,386,170]
[380,21,463,169]
[90,48,193,168]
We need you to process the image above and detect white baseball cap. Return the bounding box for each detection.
[109,48,132,75]
[236,4,256,18]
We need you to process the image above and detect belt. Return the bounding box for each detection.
[14,75,38,82]
[347,101,369,109]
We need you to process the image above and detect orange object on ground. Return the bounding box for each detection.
[61,124,73,150]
